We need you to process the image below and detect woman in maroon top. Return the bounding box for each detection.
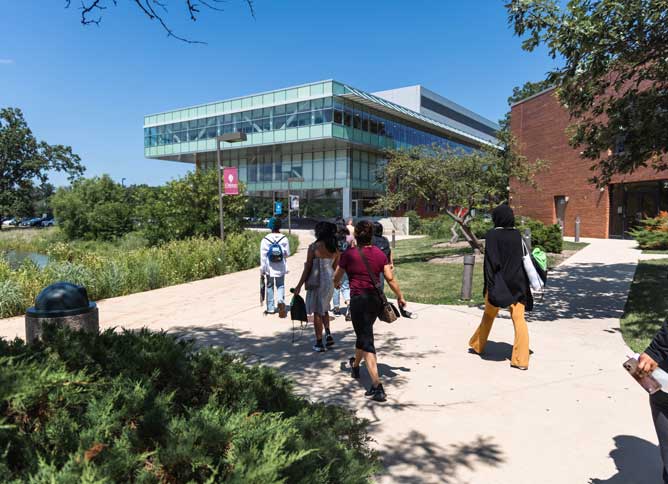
[334,220,406,402]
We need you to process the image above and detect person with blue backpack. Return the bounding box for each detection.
[260,217,290,317]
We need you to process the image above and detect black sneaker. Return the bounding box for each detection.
[349,357,360,379]
[325,334,335,347]
[345,307,352,322]
[371,384,386,402]
[312,341,325,352]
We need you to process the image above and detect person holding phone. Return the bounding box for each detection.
[637,318,668,484]
[334,219,406,403]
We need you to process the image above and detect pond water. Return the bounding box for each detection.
[2,250,51,270]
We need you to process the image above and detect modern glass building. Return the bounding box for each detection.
[144,80,499,218]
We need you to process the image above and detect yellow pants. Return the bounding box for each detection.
[469,296,530,368]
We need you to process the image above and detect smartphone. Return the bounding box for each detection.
[623,357,662,395]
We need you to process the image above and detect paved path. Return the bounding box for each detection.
[0,234,661,483]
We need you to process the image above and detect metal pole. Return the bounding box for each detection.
[216,140,225,248]
[288,180,291,236]
[391,229,396,249]
[461,255,476,300]
[575,216,581,243]
[523,228,532,252]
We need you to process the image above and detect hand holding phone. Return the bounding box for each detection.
[624,357,662,394]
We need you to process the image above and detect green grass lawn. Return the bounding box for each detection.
[388,237,483,306]
[563,241,589,251]
[643,249,668,254]
[389,236,589,307]
[621,259,668,353]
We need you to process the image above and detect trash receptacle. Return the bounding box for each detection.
[25,282,98,343]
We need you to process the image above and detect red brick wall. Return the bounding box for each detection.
[510,89,666,238]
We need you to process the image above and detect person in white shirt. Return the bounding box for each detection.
[260,217,290,317]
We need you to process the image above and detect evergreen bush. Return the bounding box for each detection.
[518,218,563,254]
[0,326,378,482]
[630,212,668,250]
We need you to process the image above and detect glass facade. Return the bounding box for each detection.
[195,144,383,193]
[144,97,475,154]
[144,80,496,217]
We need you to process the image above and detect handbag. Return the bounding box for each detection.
[305,245,320,290]
[522,239,545,292]
[357,247,400,323]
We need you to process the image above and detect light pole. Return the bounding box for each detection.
[287,176,304,235]
[216,132,247,251]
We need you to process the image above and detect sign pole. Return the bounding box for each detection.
[216,140,225,252]
[288,180,291,236]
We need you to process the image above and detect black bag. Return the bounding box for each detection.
[357,248,399,323]
[290,292,309,344]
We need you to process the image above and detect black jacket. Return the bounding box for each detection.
[646,319,668,369]
[483,205,533,310]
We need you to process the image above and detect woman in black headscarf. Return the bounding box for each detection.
[469,204,532,370]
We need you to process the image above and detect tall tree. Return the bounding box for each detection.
[0,108,84,229]
[506,0,668,185]
[66,0,255,43]
[371,145,544,252]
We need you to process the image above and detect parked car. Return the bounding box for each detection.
[2,217,18,227]
[41,218,55,227]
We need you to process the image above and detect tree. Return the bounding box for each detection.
[52,175,133,240]
[0,108,84,229]
[506,0,668,185]
[66,0,255,43]
[139,168,247,245]
[370,145,544,252]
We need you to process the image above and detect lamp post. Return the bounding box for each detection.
[216,132,247,251]
[287,176,304,235]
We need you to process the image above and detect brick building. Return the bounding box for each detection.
[510,87,668,238]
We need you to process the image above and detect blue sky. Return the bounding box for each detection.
[1,0,560,187]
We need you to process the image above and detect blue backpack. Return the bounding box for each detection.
[266,236,286,263]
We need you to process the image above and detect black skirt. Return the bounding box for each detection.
[350,291,382,353]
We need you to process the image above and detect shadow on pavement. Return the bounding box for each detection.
[378,431,504,483]
[167,321,433,408]
[589,435,661,483]
[528,262,638,322]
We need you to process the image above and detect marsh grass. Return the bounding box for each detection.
[0,231,299,318]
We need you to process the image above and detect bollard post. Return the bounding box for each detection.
[461,255,476,300]
[523,228,532,252]
[392,229,396,249]
[575,216,581,243]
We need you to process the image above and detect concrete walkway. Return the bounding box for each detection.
[0,234,661,483]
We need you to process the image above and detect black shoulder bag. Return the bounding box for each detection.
[357,247,399,323]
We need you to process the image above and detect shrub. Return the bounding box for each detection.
[0,326,379,482]
[470,217,494,239]
[139,170,247,245]
[419,215,454,239]
[630,212,668,250]
[0,232,300,318]
[405,210,421,235]
[518,218,563,253]
[0,276,23,318]
[52,175,133,241]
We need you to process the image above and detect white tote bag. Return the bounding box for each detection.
[522,239,544,292]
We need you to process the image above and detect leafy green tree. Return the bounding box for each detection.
[371,145,544,252]
[140,169,247,245]
[52,175,132,240]
[506,0,668,185]
[0,108,84,228]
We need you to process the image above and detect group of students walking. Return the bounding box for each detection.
[260,204,536,403]
[261,217,405,402]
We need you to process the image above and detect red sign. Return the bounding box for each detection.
[223,167,239,195]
